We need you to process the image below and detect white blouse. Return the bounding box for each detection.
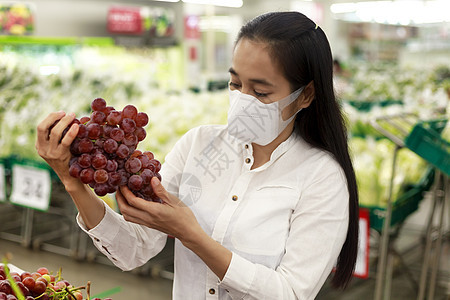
[77,124,349,300]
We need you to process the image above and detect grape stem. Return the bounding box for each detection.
[87,281,91,300]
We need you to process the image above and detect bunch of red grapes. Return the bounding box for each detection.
[67,98,162,202]
[0,265,111,300]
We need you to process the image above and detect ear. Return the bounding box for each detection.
[297,80,315,109]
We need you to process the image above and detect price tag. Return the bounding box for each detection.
[354,208,370,279]
[10,164,51,211]
[0,163,5,202]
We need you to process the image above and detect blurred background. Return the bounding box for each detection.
[0,0,448,299]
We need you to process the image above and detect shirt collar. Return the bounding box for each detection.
[242,131,300,171]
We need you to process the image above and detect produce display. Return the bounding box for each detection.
[0,47,448,209]
[62,98,162,202]
[0,264,111,300]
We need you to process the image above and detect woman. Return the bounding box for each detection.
[36,11,358,299]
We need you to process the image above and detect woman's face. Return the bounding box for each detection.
[229,38,302,119]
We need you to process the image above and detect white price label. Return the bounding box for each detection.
[0,164,5,202]
[10,164,51,211]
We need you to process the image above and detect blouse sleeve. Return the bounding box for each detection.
[76,202,167,271]
[219,161,350,299]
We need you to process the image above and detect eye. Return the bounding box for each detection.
[254,90,268,98]
[229,81,241,88]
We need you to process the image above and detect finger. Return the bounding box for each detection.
[151,177,172,204]
[60,123,79,148]
[117,187,159,223]
[119,186,159,211]
[151,177,185,207]
[36,111,66,146]
[48,112,76,149]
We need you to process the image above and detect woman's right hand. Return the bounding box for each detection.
[35,111,80,188]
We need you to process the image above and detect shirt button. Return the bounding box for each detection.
[245,144,249,149]
[245,158,251,164]
[209,288,216,295]
[232,195,238,201]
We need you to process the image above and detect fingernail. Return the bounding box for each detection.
[152,177,161,186]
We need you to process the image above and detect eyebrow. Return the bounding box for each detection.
[228,67,275,87]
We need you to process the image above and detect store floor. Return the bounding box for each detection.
[1,194,448,300]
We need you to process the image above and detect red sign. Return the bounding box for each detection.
[107,7,142,34]
[354,208,370,279]
[184,15,200,39]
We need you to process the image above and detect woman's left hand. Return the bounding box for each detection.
[116,177,202,243]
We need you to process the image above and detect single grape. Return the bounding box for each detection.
[122,104,138,120]
[141,184,155,198]
[69,163,83,178]
[105,160,118,172]
[128,174,143,191]
[78,153,92,168]
[117,169,130,186]
[0,292,6,300]
[92,153,108,169]
[143,151,154,160]
[123,133,138,146]
[70,138,81,155]
[125,157,142,174]
[108,171,121,186]
[103,106,115,115]
[20,272,32,281]
[77,124,88,138]
[91,98,107,111]
[79,116,91,124]
[135,112,149,127]
[94,138,105,149]
[36,268,49,276]
[103,124,117,137]
[87,123,102,140]
[54,281,66,291]
[120,118,136,133]
[116,158,125,169]
[32,279,46,295]
[22,276,36,291]
[148,159,162,173]
[110,128,125,142]
[91,111,106,124]
[94,169,108,183]
[138,154,150,169]
[16,281,30,296]
[91,147,104,156]
[94,183,109,196]
[0,281,12,295]
[134,127,146,141]
[116,144,130,159]
[128,145,137,154]
[78,138,94,153]
[132,149,143,157]
[80,168,95,184]
[141,169,155,184]
[106,110,122,126]
[103,138,118,154]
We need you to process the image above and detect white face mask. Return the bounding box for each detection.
[227,86,304,146]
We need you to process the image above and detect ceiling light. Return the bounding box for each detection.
[182,0,243,8]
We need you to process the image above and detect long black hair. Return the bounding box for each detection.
[236,11,359,289]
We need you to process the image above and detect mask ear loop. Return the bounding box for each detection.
[279,86,305,121]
